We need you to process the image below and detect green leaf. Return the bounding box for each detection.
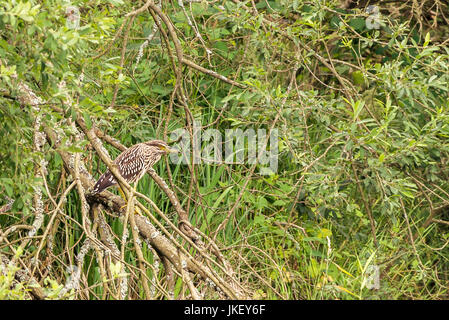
[272,199,287,206]
[151,85,171,96]
[4,183,13,197]
[256,196,268,210]
[423,32,430,47]
[349,18,366,32]
[83,112,92,130]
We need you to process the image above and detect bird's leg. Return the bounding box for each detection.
[117,184,142,215]
[118,186,128,211]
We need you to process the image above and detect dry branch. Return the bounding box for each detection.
[43,123,246,299]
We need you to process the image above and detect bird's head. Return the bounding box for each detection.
[145,140,179,155]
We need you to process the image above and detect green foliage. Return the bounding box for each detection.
[0,249,29,300]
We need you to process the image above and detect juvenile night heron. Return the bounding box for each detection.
[91,140,178,194]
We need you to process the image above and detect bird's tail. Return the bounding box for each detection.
[91,171,116,194]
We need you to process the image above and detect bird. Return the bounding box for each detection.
[91,140,178,194]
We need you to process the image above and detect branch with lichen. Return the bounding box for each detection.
[43,121,245,299]
[15,80,47,245]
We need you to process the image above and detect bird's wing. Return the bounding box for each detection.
[92,144,146,194]
[92,170,116,194]
[115,143,146,183]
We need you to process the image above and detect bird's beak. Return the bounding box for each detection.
[166,146,179,154]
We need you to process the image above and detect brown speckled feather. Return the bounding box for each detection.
[92,141,168,194]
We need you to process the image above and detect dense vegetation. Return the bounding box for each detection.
[1,0,449,299]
